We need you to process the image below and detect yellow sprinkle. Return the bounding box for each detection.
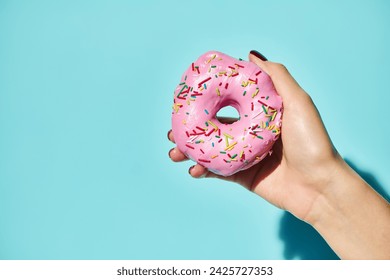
[252,88,259,98]
[186,99,190,105]
[256,156,261,160]
[207,120,218,130]
[225,136,229,147]
[243,145,248,148]
[172,103,182,113]
[271,111,277,121]
[223,133,234,139]
[242,137,245,141]
[216,88,220,96]
[225,141,238,151]
[182,119,186,124]
[239,150,244,158]
[211,155,218,159]
[206,54,217,64]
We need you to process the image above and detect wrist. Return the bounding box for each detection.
[304,155,352,226]
[305,156,390,259]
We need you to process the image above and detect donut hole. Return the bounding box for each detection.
[216,105,240,124]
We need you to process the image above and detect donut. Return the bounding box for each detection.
[171,51,283,176]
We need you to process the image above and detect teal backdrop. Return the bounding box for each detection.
[1,0,389,259]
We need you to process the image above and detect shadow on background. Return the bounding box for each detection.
[278,158,389,260]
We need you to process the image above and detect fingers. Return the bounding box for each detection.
[167,129,175,143]
[169,147,188,162]
[188,164,207,178]
[188,164,222,180]
[248,51,308,106]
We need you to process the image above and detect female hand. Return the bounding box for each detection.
[169,50,340,223]
[168,51,390,259]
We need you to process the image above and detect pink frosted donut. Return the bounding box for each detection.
[171,51,283,176]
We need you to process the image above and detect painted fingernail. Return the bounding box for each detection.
[167,129,172,140]
[250,50,268,61]
[168,148,174,158]
[188,166,194,175]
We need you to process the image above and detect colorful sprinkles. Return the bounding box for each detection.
[172,52,283,175]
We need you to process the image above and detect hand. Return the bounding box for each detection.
[168,51,390,259]
[169,51,341,223]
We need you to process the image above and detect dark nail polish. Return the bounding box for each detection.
[188,166,194,175]
[168,148,174,158]
[167,129,172,140]
[250,50,268,61]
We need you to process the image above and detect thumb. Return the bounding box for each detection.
[248,50,307,105]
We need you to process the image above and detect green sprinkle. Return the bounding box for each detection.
[184,75,187,80]
[215,135,221,138]
[211,65,216,68]
[262,105,268,114]
[195,140,202,144]
[244,114,248,117]
[205,122,209,126]
[239,58,243,61]
[179,82,185,85]
[220,151,226,154]
[179,85,188,94]
[231,154,238,159]
[204,109,209,115]
[266,96,269,100]
[257,135,264,139]
[243,91,247,96]
[212,142,214,147]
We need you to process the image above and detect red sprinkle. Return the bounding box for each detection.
[185,144,195,149]
[228,66,235,70]
[258,100,275,110]
[251,102,254,111]
[225,83,229,89]
[255,70,262,76]
[248,78,258,83]
[205,129,215,136]
[185,131,190,137]
[235,64,245,68]
[198,159,211,163]
[196,126,205,131]
[198,77,211,87]
[192,63,195,71]
[200,149,205,154]
[218,138,223,143]
[231,73,239,77]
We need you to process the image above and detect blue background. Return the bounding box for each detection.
[0,0,389,259]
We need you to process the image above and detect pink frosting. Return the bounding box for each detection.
[171,51,283,176]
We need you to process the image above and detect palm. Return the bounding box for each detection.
[217,95,338,220]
